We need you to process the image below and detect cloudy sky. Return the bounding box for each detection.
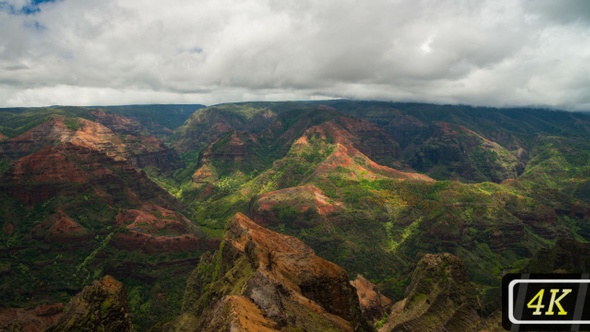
[1,0,589,110]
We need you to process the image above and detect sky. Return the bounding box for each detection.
[1,0,589,110]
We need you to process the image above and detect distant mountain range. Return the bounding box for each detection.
[0,101,589,331]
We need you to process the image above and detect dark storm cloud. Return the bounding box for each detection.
[0,0,589,110]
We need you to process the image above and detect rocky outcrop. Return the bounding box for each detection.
[195,130,260,177]
[351,275,392,324]
[1,143,116,206]
[174,105,279,154]
[284,117,431,183]
[204,131,250,163]
[176,213,373,332]
[46,275,133,332]
[380,253,481,332]
[292,117,404,169]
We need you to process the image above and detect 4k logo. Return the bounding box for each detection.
[503,274,590,331]
[527,288,572,315]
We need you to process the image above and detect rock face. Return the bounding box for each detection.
[380,253,481,332]
[46,275,133,332]
[176,213,373,332]
[351,275,392,324]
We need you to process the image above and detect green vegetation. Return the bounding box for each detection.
[1,100,590,329]
[167,101,590,306]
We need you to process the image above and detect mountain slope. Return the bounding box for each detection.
[175,213,373,331]
[380,253,481,332]
[171,100,590,309]
[1,100,590,330]
[0,108,217,330]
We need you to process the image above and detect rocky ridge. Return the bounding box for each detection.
[46,275,133,332]
[175,212,373,331]
[379,253,482,332]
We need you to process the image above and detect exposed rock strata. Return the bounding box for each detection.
[0,143,181,208]
[176,213,374,331]
[0,114,181,173]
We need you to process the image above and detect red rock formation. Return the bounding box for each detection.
[196,295,278,332]
[5,145,94,184]
[1,143,130,207]
[3,116,125,161]
[179,213,373,331]
[331,116,403,163]
[191,164,217,187]
[0,142,182,209]
[199,130,253,164]
[312,143,433,182]
[1,114,181,172]
[292,119,432,182]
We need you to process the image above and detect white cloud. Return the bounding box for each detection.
[1,0,589,110]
